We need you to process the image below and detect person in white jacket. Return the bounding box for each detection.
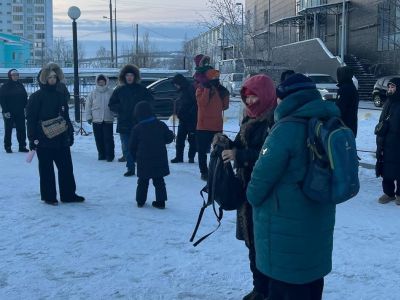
[86,74,115,161]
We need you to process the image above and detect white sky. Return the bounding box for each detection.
[53,0,211,24]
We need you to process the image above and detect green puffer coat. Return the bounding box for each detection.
[246,89,340,284]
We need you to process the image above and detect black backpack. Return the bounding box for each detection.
[190,143,245,247]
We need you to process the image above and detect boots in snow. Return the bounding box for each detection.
[152,201,165,209]
[170,157,183,163]
[378,194,396,204]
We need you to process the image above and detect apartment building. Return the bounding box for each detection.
[0,0,53,66]
[246,0,399,74]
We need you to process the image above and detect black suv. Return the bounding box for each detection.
[372,76,400,107]
[147,77,194,118]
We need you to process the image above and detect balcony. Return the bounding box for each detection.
[297,0,328,13]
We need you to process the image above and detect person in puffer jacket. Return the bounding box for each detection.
[247,73,339,300]
[86,74,115,162]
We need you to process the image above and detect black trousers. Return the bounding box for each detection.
[3,114,26,149]
[93,122,115,159]
[382,177,400,197]
[268,277,324,300]
[196,130,219,174]
[136,177,167,205]
[175,122,196,160]
[36,147,76,202]
[246,224,270,296]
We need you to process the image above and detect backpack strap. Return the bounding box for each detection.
[190,187,223,247]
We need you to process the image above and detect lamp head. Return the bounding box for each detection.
[68,6,81,20]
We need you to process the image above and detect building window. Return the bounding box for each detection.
[35,33,45,39]
[35,6,44,13]
[35,0,45,3]
[264,10,269,25]
[13,15,23,21]
[13,6,23,13]
[378,0,400,51]
[35,24,45,30]
[35,16,44,22]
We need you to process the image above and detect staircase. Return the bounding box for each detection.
[344,55,376,101]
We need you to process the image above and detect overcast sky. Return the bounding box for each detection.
[53,0,212,56]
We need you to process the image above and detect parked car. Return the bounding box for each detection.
[372,75,400,107]
[140,78,158,87]
[221,73,244,96]
[147,76,194,119]
[305,73,338,101]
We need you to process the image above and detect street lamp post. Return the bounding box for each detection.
[114,0,118,67]
[236,2,244,58]
[68,6,81,122]
[109,0,114,67]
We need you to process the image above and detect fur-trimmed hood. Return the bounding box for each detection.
[39,63,65,85]
[118,64,140,85]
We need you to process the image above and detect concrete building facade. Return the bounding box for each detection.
[0,0,53,66]
[246,0,400,75]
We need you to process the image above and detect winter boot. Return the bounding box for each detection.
[5,147,12,153]
[137,202,145,208]
[61,194,85,203]
[170,157,183,163]
[124,169,135,177]
[106,156,114,162]
[395,196,400,205]
[242,289,267,300]
[118,156,126,162]
[378,194,396,204]
[43,199,59,206]
[19,147,29,153]
[152,201,165,209]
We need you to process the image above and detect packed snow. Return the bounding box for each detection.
[0,100,399,300]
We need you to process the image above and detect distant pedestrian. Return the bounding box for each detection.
[336,66,359,136]
[196,69,229,181]
[26,63,84,206]
[376,77,400,205]
[86,74,115,162]
[109,64,154,177]
[0,68,28,153]
[170,74,197,163]
[130,101,174,209]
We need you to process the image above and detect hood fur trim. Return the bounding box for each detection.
[39,63,65,84]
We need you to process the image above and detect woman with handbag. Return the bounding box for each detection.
[26,63,84,206]
[218,74,276,300]
[376,77,400,205]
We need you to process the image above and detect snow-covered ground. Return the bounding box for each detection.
[0,101,399,300]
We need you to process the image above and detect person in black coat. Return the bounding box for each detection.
[336,66,359,136]
[376,77,400,205]
[170,74,197,163]
[109,64,154,177]
[130,101,174,209]
[0,69,28,153]
[26,63,84,206]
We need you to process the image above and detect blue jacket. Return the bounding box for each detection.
[247,89,340,284]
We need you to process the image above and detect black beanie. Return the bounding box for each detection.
[276,73,316,99]
[135,101,154,121]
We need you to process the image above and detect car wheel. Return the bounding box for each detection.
[373,94,383,107]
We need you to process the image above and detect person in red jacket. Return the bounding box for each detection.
[196,69,229,181]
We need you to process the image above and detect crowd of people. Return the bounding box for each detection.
[1,54,399,299]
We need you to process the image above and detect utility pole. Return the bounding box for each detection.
[340,0,346,65]
[109,0,114,67]
[136,24,139,55]
[114,0,118,67]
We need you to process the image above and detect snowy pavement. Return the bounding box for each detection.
[1,102,400,299]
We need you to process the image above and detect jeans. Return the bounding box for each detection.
[120,133,135,172]
[175,122,196,160]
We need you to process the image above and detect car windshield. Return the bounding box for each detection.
[308,75,337,84]
[232,74,243,81]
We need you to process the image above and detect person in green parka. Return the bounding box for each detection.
[246,73,340,300]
